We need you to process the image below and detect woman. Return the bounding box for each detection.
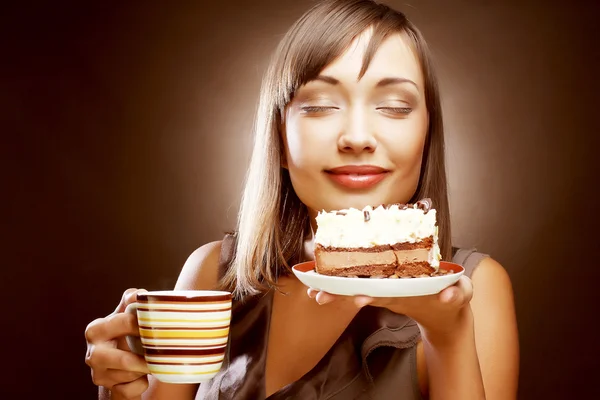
[85,1,519,399]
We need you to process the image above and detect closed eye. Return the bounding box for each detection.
[300,106,339,114]
[376,107,412,116]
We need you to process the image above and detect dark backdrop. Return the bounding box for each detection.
[2,1,598,398]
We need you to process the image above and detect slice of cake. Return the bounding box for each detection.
[314,198,442,278]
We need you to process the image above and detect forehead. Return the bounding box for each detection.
[319,29,424,89]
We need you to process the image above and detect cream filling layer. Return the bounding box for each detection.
[317,248,433,269]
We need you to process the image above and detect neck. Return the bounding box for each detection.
[299,208,318,263]
[302,222,316,262]
[308,207,318,233]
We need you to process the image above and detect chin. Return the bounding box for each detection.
[320,194,391,212]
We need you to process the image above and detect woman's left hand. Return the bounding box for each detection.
[307,275,474,341]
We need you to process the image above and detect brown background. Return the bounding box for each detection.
[2,0,598,398]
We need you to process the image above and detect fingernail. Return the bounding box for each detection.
[315,293,330,305]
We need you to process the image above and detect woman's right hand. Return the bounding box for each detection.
[85,288,151,399]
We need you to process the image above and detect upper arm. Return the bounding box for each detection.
[142,240,223,400]
[470,257,520,399]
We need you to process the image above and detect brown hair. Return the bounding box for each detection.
[221,0,451,298]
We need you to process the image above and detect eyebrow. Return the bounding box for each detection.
[313,75,340,85]
[311,75,419,89]
[376,77,419,89]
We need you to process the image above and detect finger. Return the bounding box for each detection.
[105,369,148,385]
[88,346,150,374]
[91,368,147,389]
[112,375,149,399]
[85,313,140,344]
[113,288,138,314]
[456,275,474,305]
[353,296,375,308]
[439,276,473,307]
[315,291,336,305]
[307,288,318,299]
[114,288,148,314]
[439,286,458,304]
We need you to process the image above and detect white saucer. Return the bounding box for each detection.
[292,261,464,298]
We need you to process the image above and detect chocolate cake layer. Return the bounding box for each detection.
[395,261,435,277]
[315,237,433,252]
[316,264,397,278]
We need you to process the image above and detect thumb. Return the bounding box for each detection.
[113,288,148,314]
[439,276,473,307]
[354,296,375,308]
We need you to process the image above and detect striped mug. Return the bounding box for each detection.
[125,290,232,384]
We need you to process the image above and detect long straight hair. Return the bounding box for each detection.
[220,0,451,298]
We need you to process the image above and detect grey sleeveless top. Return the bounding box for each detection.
[196,234,488,400]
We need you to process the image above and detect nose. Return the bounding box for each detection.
[337,108,377,154]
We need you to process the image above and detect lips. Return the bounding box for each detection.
[324,165,391,189]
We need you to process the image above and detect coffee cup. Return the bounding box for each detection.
[125,290,232,384]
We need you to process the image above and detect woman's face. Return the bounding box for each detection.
[282,29,428,217]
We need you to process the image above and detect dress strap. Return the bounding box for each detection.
[452,248,489,278]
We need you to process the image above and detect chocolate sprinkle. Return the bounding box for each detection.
[416,198,432,213]
[332,198,433,216]
[363,210,370,222]
[384,203,409,210]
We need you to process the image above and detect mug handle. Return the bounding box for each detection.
[124,302,145,356]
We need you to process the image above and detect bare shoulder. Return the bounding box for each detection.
[174,240,223,290]
[471,256,514,295]
[470,256,518,347]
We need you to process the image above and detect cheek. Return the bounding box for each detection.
[282,115,338,209]
[283,115,335,170]
[381,113,428,169]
